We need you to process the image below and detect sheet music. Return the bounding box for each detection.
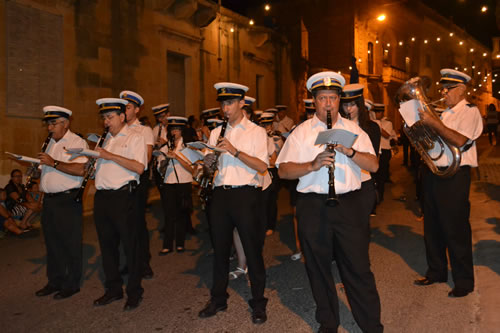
[65,148,100,160]
[398,99,421,127]
[5,152,41,164]
[179,147,204,164]
[314,129,358,148]
[186,141,226,153]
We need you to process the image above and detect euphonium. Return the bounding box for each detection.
[395,77,461,177]
[325,109,339,207]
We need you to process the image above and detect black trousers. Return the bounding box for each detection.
[422,166,474,290]
[209,186,267,311]
[94,188,143,298]
[264,168,279,231]
[160,183,192,249]
[137,172,152,271]
[296,189,383,332]
[41,190,82,290]
[375,149,391,201]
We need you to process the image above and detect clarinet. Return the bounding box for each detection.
[199,118,228,206]
[326,110,339,207]
[160,133,176,181]
[74,128,108,203]
[25,133,52,190]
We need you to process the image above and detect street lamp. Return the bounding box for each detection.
[264,4,270,11]
[377,14,386,22]
[481,6,488,13]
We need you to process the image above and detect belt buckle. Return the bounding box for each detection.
[222,185,232,190]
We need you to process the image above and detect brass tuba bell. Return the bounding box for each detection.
[395,77,461,178]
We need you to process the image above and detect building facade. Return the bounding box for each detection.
[0,0,292,211]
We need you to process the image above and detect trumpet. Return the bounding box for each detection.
[25,133,52,190]
[75,128,108,202]
[325,109,339,207]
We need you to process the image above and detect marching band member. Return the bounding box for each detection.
[92,98,147,311]
[157,116,194,255]
[277,71,383,333]
[198,82,269,324]
[35,106,88,300]
[120,90,155,279]
[414,69,483,298]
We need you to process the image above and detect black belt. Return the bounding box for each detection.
[216,185,256,190]
[298,188,361,199]
[45,188,79,198]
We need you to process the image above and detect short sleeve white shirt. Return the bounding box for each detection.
[276,114,375,195]
[208,116,269,187]
[158,138,193,184]
[40,130,88,193]
[432,99,483,167]
[95,125,147,190]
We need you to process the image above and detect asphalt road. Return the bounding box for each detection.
[1,136,499,333]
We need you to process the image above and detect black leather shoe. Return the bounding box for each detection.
[414,277,447,286]
[198,301,228,318]
[251,308,267,324]
[448,287,472,298]
[124,296,143,311]
[54,288,80,300]
[93,292,124,306]
[35,285,60,297]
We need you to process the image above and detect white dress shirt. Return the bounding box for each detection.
[153,124,167,143]
[374,118,396,151]
[95,125,147,190]
[276,114,375,195]
[40,130,88,193]
[129,119,154,170]
[431,99,483,167]
[208,115,269,187]
[158,137,193,184]
[273,115,295,134]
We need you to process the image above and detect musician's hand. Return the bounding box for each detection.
[334,144,356,157]
[37,152,55,167]
[217,138,237,155]
[95,147,112,160]
[418,109,440,129]
[203,153,217,169]
[166,151,177,159]
[311,150,335,171]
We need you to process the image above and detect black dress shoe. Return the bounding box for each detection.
[448,287,473,298]
[414,277,447,286]
[93,292,124,306]
[251,308,267,324]
[54,288,80,300]
[35,285,60,297]
[124,296,143,311]
[198,301,228,318]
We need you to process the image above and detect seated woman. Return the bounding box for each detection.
[0,188,27,235]
[5,169,42,229]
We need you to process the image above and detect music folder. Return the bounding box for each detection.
[314,129,358,148]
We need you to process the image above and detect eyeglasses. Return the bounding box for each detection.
[343,101,357,108]
[438,85,459,94]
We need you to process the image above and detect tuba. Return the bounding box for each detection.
[395,77,461,177]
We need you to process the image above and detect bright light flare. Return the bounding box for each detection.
[377,14,386,22]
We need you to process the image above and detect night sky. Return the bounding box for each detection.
[216,0,499,49]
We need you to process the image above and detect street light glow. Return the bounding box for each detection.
[459,41,464,45]
[411,37,415,42]
[449,32,454,37]
[481,6,488,13]
[483,52,487,57]
[424,40,428,44]
[377,14,386,22]
[264,4,270,11]
[470,48,474,52]
[399,41,403,46]
[436,37,441,42]
[249,19,254,25]
[230,27,234,33]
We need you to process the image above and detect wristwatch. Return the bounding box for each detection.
[53,160,60,169]
[346,149,356,158]
[234,150,241,158]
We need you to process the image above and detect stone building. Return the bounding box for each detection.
[0,0,292,210]
[256,0,494,129]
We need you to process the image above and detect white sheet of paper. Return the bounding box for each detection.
[65,148,100,158]
[314,129,358,148]
[186,141,226,153]
[179,147,204,163]
[5,152,41,164]
[86,133,101,143]
[398,99,421,127]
